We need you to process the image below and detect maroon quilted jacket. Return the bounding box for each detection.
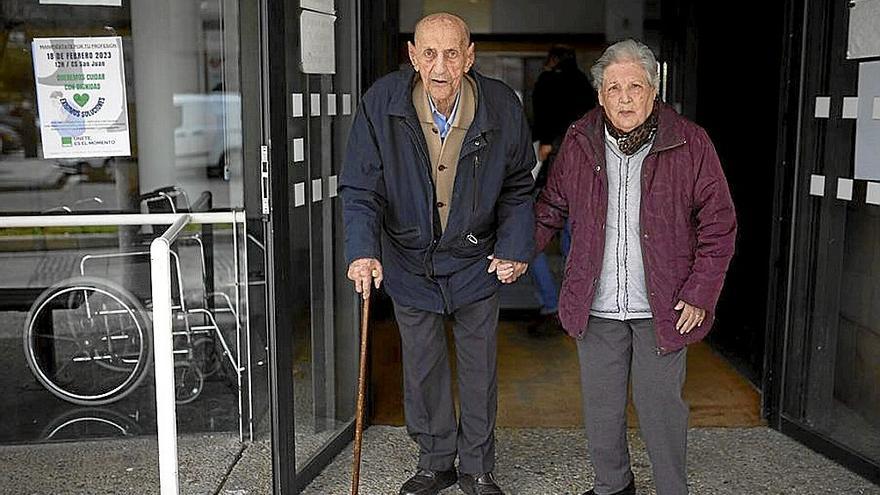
[535,103,736,353]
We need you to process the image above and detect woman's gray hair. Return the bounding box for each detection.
[590,39,659,91]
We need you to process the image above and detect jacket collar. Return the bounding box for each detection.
[412,74,477,132]
[573,102,687,156]
[649,103,688,153]
[389,67,496,138]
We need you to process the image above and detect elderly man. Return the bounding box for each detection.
[339,12,534,495]
[533,39,736,495]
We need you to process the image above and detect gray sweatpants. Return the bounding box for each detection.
[393,294,500,475]
[577,316,688,495]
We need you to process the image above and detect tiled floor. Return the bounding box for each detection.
[1,425,877,494]
[298,426,880,495]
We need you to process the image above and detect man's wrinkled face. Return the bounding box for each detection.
[408,19,474,110]
[598,61,657,132]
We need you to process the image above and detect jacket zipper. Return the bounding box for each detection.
[402,119,437,240]
[645,138,686,354]
[639,155,665,356]
[472,154,480,214]
[636,220,665,355]
[458,133,485,244]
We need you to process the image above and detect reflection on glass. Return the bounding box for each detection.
[292,273,357,471]
[0,1,271,492]
[0,1,243,216]
[42,407,142,441]
[829,202,880,463]
[0,0,251,467]
[290,6,361,463]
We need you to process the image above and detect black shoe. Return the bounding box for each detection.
[399,468,457,495]
[582,479,636,495]
[459,472,505,495]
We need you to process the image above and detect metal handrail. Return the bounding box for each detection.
[0,210,245,495]
[151,214,191,495]
[0,211,242,228]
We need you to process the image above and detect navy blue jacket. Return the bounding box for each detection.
[340,68,536,314]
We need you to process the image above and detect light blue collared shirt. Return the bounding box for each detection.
[427,89,462,140]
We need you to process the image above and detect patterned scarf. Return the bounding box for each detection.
[604,102,659,155]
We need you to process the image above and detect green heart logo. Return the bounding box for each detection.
[72,93,90,107]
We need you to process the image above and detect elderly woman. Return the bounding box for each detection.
[534,39,736,495]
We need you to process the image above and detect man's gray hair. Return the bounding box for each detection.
[590,39,659,91]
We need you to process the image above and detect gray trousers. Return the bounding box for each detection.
[577,316,688,495]
[393,294,499,475]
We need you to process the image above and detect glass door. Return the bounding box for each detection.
[0,0,272,492]
[263,0,361,491]
[773,0,880,483]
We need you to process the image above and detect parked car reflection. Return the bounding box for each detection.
[54,156,114,179]
[173,93,242,182]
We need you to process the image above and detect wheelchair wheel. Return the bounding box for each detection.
[42,407,142,440]
[191,336,222,378]
[23,277,152,406]
[174,361,204,404]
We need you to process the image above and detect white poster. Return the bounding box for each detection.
[854,61,880,181]
[301,0,334,14]
[300,10,336,74]
[32,36,131,159]
[848,0,880,59]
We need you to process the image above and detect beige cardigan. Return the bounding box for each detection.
[411,75,477,231]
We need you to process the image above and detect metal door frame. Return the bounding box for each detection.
[260,0,364,492]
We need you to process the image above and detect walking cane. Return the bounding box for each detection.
[351,288,371,495]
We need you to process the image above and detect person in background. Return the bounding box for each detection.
[527,45,595,335]
[534,39,736,494]
[340,12,535,495]
[533,45,596,167]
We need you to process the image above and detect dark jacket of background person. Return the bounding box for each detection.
[534,103,737,353]
[340,68,536,314]
[532,57,596,189]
